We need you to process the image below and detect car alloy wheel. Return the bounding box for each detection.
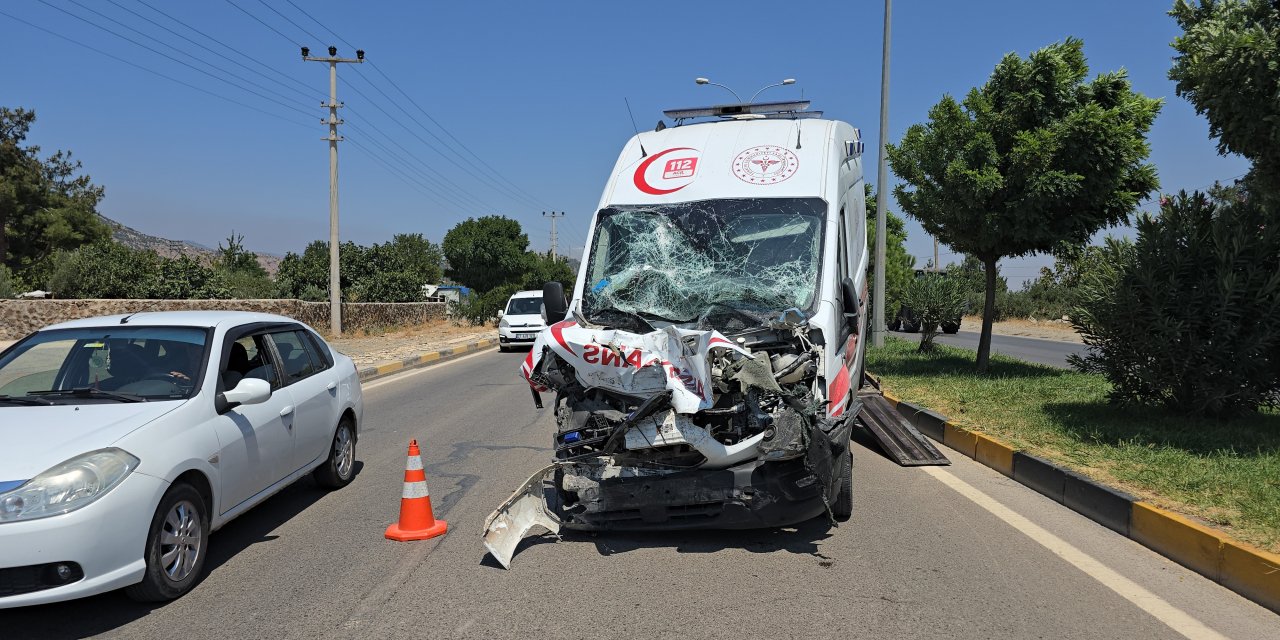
[160,499,204,582]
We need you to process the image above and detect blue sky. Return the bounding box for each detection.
[3,1,1249,286]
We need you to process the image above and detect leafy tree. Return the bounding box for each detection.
[0,108,108,276]
[900,273,967,352]
[150,255,230,299]
[442,216,529,292]
[277,235,443,302]
[866,184,916,318]
[215,231,267,277]
[1070,190,1280,417]
[0,264,17,298]
[1170,0,1280,194]
[366,233,443,290]
[275,240,331,300]
[522,251,575,292]
[887,38,1161,371]
[45,242,160,299]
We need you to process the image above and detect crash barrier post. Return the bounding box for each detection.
[385,439,448,541]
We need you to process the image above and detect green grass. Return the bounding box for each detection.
[867,338,1280,552]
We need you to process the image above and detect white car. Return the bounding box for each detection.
[0,311,363,607]
[497,290,546,351]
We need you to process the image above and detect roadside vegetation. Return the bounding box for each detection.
[442,215,575,325]
[868,338,1280,552]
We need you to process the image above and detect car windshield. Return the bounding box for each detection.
[0,326,209,403]
[582,198,825,325]
[506,297,543,315]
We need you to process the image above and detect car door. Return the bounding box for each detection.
[211,332,296,514]
[267,329,338,473]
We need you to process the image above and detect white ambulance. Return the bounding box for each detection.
[486,100,869,567]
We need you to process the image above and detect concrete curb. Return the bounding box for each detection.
[356,337,498,383]
[878,387,1280,614]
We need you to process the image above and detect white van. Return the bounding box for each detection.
[497,290,546,351]
[486,101,868,567]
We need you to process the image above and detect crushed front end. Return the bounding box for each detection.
[485,315,857,568]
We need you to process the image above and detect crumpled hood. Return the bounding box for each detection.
[521,319,750,413]
[0,402,181,483]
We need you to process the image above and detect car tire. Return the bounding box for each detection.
[313,418,357,489]
[832,448,853,521]
[942,322,960,334]
[126,483,209,603]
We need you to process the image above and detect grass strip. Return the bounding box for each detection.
[867,337,1280,552]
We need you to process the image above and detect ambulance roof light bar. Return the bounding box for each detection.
[663,100,814,123]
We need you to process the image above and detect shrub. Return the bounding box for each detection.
[0,264,17,298]
[1070,190,1280,417]
[45,243,160,298]
[900,273,967,352]
[222,270,278,299]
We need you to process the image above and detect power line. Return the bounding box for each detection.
[1,8,309,128]
[344,135,482,215]
[253,0,326,45]
[282,0,355,50]
[38,0,315,119]
[69,0,312,109]
[122,0,327,101]
[342,118,486,215]
[224,0,301,47]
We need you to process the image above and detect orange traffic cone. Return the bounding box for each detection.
[385,439,448,541]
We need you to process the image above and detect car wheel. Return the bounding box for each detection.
[942,322,960,334]
[126,483,209,603]
[832,448,854,522]
[313,418,356,489]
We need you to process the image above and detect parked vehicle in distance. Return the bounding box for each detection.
[497,290,546,351]
[893,269,961,334]
[0,311,363,607]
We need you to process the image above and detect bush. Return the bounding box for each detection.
[45,243,160,298]
[350,271,424,303]
[1071,190,1280,417]
[0,264,17,298]
[900,273,967,352]
[222,270,278,299]
[452,284,522,326]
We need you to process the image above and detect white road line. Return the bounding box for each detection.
[921,467,1229,640]
[361,349,497,392]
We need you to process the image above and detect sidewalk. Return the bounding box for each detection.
[961,315,1084,343]
[327,322,496,369]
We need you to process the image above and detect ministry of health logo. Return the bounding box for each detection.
[732,145,799,185]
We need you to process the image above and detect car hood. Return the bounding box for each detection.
[0,402,182,482]
[503,314,545,327]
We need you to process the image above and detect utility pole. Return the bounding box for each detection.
[933,237,940,272]
[872,0,892,348]
[303,45,363,335]
[543,211,564,261]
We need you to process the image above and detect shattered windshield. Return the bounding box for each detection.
[582,198,825,325]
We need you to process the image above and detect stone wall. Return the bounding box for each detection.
[0,299,447,339]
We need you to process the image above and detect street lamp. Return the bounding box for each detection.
[748,78,796,103]
[694,77,743,103]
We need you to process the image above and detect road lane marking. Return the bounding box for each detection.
[362,349,497,392]
[921,466,1228,640]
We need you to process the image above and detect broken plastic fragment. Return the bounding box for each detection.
[482,464,560,569]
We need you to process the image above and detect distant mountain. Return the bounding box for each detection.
[99,214,281,275]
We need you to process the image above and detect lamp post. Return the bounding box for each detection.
[872,0,891,348]
[748,78,796,103]
[694,77,742,102]
[695,78,798,104]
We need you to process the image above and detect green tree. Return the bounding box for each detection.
[215,231,268,277]
[149,255,230,299]
[1170,0,1280,193]
[886,38,1161,371]
[0,108,108,276]
[275,240,331,300]
[367,233,443,288]
[45,242,160,299]
[442,216,529,292]
[0,264,17,298]
[866,184,916,318]
[900,273,967,352]
[522,251,575,292]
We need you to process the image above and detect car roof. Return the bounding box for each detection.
[509,290,543,299]
[41,310,306,332]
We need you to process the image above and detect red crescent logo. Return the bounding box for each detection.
[634,147,697,195]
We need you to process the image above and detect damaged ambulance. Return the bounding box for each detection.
[484,100,869,568]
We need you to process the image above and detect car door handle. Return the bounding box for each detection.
[280,405,294,417]
[326,381,337,391]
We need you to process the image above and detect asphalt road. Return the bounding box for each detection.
[4,349,1277,639]
[891,329,1089,368]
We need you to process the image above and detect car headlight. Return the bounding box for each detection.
[499,318,510,328]
[0,448,140,523]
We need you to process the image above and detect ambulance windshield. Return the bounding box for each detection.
[582,198,825,327]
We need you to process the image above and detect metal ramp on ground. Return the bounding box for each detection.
[856,392,950,466]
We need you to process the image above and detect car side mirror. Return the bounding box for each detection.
[216,378,271,414]
[542,281,567,324]
[841,277,860,335]
[497,310,504,319]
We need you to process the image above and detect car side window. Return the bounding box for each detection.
[301,329,333,370]
[222,334,280,390]
[269,331,318,385]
